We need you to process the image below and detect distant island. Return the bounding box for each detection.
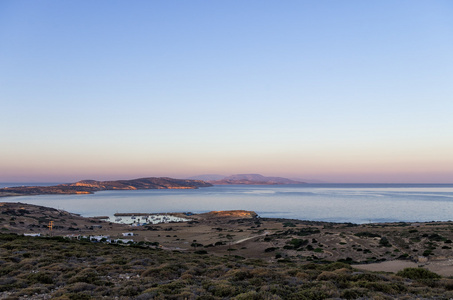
[0,177,212,197]
[197,173,306,185]
[0,174,306,197]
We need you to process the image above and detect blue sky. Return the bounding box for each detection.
[1,1,452,183]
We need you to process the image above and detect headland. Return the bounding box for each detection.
[0,177,212,197]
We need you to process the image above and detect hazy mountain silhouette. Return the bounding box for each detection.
[207,174,305,185]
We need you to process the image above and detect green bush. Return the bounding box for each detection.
[288,238,308,249]
[354,232,381,238]
[396,268,441,280]
[210,282,236,297]
[27,271,53,284]
[379,237,392,247]
[293,287,329,300]
[426,233,445,242]
[264,247,278,252]
[67,293,93,300]
[341,288,368,299]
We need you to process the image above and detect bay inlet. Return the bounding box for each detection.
[1,183,452,224]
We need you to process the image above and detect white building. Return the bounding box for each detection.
[90,235,110,242]
[24,233,41,237]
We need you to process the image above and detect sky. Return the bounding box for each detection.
[1,1,452,183]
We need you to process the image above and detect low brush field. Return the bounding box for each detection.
[2,233,453,299]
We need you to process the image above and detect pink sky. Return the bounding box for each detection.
[1,1,452,184]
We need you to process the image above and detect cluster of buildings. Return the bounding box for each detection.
[112,214,189,226]
[23,232,141,245]
[64,233,135,244]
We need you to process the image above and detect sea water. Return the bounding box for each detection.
[1,183,453,224]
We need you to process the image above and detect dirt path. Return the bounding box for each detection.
[234,231,269,244]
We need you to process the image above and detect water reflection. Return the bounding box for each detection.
[1,184,453,224]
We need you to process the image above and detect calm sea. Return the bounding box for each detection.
[1,183,453,224]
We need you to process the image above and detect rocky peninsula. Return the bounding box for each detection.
[0,177,212,197]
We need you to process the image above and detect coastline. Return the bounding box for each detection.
[1,183,453,224]
[3,202,453,270]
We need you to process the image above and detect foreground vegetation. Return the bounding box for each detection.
[2,234,453,299]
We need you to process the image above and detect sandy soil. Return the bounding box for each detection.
[352,260,419,274]
[353,259,453,277]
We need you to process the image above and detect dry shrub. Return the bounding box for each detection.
[209,282,236,297]
[18,258,38,267]
[185,265,206,277]
[134,292,155,300]
[141,263,186,280]
[67,268,107,286]
[180,272,194,281]
[396,267,441,280]
[26,271,53,284]
[19,263,34,271]
[250,267,273,278]
[295,271,309,280]
[52,296,72,300]
[0,277,27,292]
[351,272,387,282]
[130,258,152,266]
[341,287,368,299]
[66,282,97,293]
[293,287,329,300]
[93,286,112,297]
[234,290,282,300]
[45,262,71,272]
[17,285,50,296]
[356,281,407,295]
[333,267,352,274]
[0,262,19,276]
[438,278,453,290]
[318,281,341,298]
[142,280,186,296]
[316,271,338,281]
[172,291,195,299]
[225,268,253,282]
[119,284,141,297]
[204,265,226,278]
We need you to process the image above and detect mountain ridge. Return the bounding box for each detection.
[207,174,305,185]
[187,174,227,181]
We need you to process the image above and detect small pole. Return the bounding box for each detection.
[48,221,54,236]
